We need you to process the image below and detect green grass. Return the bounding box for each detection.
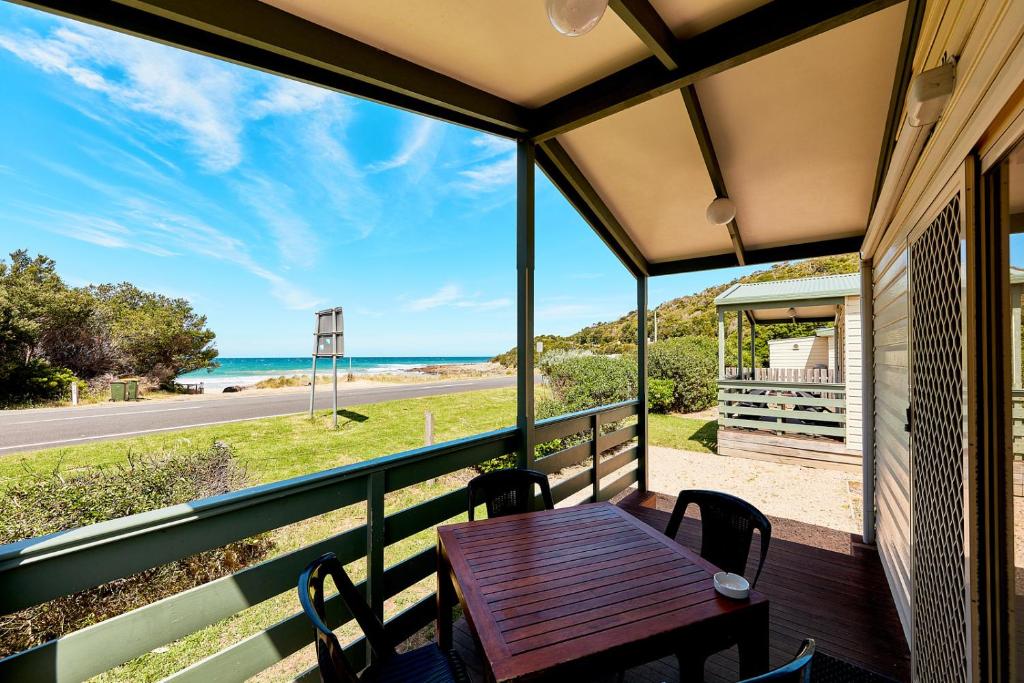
[649,413,717,453]
[1,389,716,681]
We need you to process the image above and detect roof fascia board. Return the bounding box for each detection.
[649,236,863,277]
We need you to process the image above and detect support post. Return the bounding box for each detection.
[749,316,756,380]
[308,355,318,417]
[637,274,649,493]
[718,309,726,379]
[1012,284,1022,389]
[365,471,385,662]
[591,412,602,502]
[516,140,536,468]
[331,355,338,429]
[736,310,744,379]
[860,259,876,544]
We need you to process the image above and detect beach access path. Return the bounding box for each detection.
[0,376,515,455]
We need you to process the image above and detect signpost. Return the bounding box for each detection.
[309,307,345,428]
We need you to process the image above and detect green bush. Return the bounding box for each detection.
[646,336,718,413]
[539,351,637,413]
[0,359,78,408]
[0,442,273,656]
[648,378,675,413]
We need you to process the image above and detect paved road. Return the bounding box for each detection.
[0,376,515,455]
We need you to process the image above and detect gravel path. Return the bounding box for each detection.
[648,446,863,534]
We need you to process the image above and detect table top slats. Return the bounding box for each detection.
[438,502,767,682]
[483,548,684,598]
[467,528,647,573]
[483,553,685,603]
[496,569,710,631]
[505,585,719,654]
[473,538,663,584]
[462,523,638,562]
[490,563,705,620]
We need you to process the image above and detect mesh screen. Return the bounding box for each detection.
[909,193,968,682]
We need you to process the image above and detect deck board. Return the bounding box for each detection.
[446,490,910,682]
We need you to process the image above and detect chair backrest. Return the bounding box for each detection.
[298,552,396,683]
[664,489,772,587]
[738,639,814,682]
[467,468,554,521]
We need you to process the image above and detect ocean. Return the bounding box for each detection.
[177,356,491,390]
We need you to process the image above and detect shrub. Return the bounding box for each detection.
[646,336,718,413]
[0,359,78,408]
[0,442,273,656]
[648,378,676,413]
[540,351,637,413]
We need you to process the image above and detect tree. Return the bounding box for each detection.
[90,283,219,384]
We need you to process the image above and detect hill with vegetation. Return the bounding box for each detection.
[493,253,859,366]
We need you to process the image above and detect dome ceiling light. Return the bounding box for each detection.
[706,197,737,225]
[546,0,609,37]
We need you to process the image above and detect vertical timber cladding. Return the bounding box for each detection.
[909,193,968,682]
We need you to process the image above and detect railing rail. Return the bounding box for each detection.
[724,367,842,383]
[718,380,847,440]
[0,400,640,683]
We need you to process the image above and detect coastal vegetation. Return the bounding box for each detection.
[0,250,218,407]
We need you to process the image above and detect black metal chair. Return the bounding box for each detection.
[467,468,554,521]
[664,489,772,587]
[739,639,815,682]
[298,553,468,683]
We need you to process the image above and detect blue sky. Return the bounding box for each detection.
[0,3,769,357]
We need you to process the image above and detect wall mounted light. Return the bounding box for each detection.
[546,0,608,37]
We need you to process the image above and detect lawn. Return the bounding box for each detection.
[0,388,716,681]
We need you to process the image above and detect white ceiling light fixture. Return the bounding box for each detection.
[706,197,737,225]
[546,0,609,37]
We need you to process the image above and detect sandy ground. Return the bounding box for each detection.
[647,445,863,534]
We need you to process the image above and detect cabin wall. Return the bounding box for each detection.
[844,294,863,452]
[872,238,913,641]
[767,336,833,371]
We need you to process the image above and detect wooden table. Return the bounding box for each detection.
[437,502,769,682]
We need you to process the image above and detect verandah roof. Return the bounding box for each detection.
[23,0,920,278]
[715,273,859,322]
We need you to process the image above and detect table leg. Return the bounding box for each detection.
[736,605,770,679]
[436,539,454,651]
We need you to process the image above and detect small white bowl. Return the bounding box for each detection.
[713,571,750,600]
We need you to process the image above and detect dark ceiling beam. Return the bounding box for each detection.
[611,0,746,266]
[647,236,863,277]
[535,140,648,277]
[532,0,904,141]
[679,86,746,266]
[609,0,679,69]
[16,0,530,138]
[869,0,926,216]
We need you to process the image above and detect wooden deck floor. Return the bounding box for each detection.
[449,491,910,682]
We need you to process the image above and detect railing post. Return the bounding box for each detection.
[516,139,536,469]
[366,471,385,662]
[718,309,726,379]
[636,274,649,493]
[591,412,602,502]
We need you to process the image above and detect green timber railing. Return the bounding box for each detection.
[718,379,847,440]
[1013,389,1024,496]
[0,400,639,682]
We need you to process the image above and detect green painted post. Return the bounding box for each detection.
[636,274,649,493]
[591,412,602,502]
[718,309,726,379]
[516,139,536,468]
[736,309,743,379]
[365,472,385,663]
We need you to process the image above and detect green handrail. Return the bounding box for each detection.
[0,400,641,683]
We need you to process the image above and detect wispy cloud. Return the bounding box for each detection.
[249,79,331,118]
[368,118,440,173]
[455,155,516,193]
[0,23,246,172]
[232,174,316,268]
[406,284,511,312]
[470,134,515,159]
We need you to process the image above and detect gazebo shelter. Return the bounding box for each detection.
[714,273,863,470]
[1,1,1022,682]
